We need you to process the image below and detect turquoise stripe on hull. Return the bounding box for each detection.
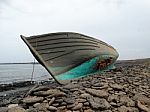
[56,55,115,80]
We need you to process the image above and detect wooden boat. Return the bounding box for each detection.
[21,32,119,84]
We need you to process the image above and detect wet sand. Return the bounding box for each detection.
[0,58,150,112]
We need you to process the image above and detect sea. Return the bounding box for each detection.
[0,64,51,84]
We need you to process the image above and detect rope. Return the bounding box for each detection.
[31,38,38,82]
[31,59,35,82]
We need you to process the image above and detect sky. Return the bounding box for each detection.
[0,0,150,63]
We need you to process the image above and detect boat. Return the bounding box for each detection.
[21,32,119,84]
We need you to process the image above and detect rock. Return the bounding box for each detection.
[67,103,77,109]
[26,108,38,112]
[35,103,48,112]
[23,96,44,104]
[80,93,91,99]
[85,88,108,98]
[60,102,67,106]
[137,100,149,112]
[8,107,25,112]
[109,84,123,90]
[84,102,90,106]
[110,102,118,107]
[55,99,63,103]
[129,107,139,112]
[52,103,59,107]
[32,86,50,92]
[133,94,150,106]
[34,89,65,96]
[120,96,135,107]
[49,97,55,105]
[72,103,83,110]
[118,106,130,112]
[57,106,66,110]
[87,97,110,109]
[101,110,112,112]
[43,100,48,103]
[0,107,9,112]
[10,98,22,104]
[33,103,40,108]
[63,83,79,89]
[64,97,76,104]
[108,95,118,102]
[47,106,57,111]
[76,98,87,103]
[0,99,10,106]
[84,109,95,112]
[8,104,18,108]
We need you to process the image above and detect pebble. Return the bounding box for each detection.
[85,88,108,98]
[8,104,18,108]
[109,84,123,90]
[23,96,44,104]
[8,106,25,112]
[72,103,83,110]
[87,97,110,109]
[120,96,135,107]
[47,106,57,111]
[137,100,149,112]
[49,97,55,105]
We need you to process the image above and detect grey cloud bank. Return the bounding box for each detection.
[0,0,150,63]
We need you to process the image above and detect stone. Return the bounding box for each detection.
[34,89,65,96]
[49,97,55,105]
[64,97,76,104]
[87,97,110,109]
[67,103,77,109]
[85,88,108,98]
[0,107,9,112]
[109,84,123,90]
[8,107,25,112]
[43,100,48,103]
[52,103,59,107]
[33,103,40,108]
[101,110,112,112]
[26,108,38,112]
[57,106,66,110]
[118,106,129,112]
[35,103,48,112]
[32,86,50,92]
[84,102,90,106]
[120,96,135,107]
[47,106,57,111]
[84,109,95,112]
[76,98,87,103]
[0,99,10,106]
[72,103,83,110]
[23,96,44,104]
[137,100,149,112]
[8,104,18,108]
[80,93,91,99]
[107,95,118,102]
[133,94,150,106]
[63,83,79,89]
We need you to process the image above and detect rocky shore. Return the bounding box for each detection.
[0,58,150,112]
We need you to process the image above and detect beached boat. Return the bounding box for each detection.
[21,32,119,84]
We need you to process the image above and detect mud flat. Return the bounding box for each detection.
[0,58,150,112]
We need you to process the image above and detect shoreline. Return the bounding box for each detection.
[0,58,150,111]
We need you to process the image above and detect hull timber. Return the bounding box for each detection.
[21,32,119,84]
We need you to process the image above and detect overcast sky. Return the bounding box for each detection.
[0,0,150,63]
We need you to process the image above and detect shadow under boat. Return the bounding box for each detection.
[21,32,119,84]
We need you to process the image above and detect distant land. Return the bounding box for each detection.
[0,62,39,65]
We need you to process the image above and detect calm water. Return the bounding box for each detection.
[0,64,51,84]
